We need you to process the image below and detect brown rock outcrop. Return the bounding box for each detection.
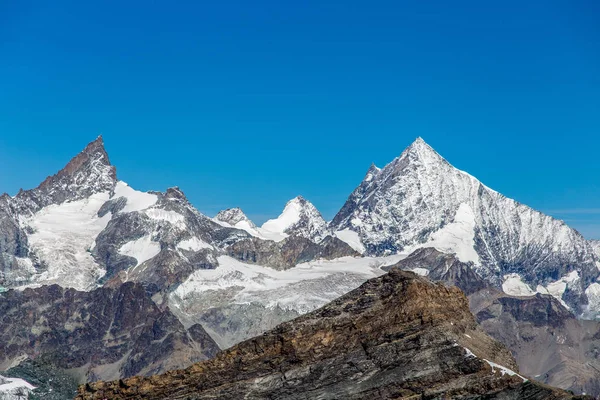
[77,270,585,399]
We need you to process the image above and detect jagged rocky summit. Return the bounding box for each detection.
[215,195,329,242]
[76,270,585,400]
[0,137,353,294]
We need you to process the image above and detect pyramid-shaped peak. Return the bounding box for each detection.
[165,186,188,201]
[363,163,381,182]
[395,137,446,166]
[215,207,255,228]
[284,196,323,215]
[14,137,117,211]
[88,134,106,150]
[261,195,327,240]
[61,136,112,176]
[406,137,437,153]
[288,195,307,204]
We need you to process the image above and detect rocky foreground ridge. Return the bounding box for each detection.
[76,270,585,400]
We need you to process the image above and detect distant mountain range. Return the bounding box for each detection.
[1,136,600,397]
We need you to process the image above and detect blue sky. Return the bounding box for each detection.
[1,1,599,237]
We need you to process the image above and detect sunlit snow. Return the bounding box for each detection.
[114,181,158,212]
[418,203,480,264]
[177,237,213,251]
[334,229,366,254]
[484,359,527,382]
[260,199,301,240]
[145,209,185,226]
[0,375,35,399]
[24,192,111,291]
[172,254,405,314]
[119,235,161,267]
[535,271,579,308]
[502,273,535,297]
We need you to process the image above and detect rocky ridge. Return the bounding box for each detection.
[77,270,584,400]
[386,247,600,397]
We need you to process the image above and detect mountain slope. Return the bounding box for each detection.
[77,269,584,400]
[0,282,219,386]
[331,137,599,313]
[384,247,600,396]
[471,287,600,397]
[0,136,118,290]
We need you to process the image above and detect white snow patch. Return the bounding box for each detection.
[216,198,326,242]
[583,283,600,317]
[409,267,430,276]
[536,271,580,308]
[484,359,527,381]
[335,229,366,254]
[419,203,480,264]
[502,273,535,297]
[261,200,301,237]
[0,375,36,399]
[213,217,267,240]
[24,192,111,291]
[461,348,526,382]
[114,181,158,212]
[177,237,213,251]
[145,208,185,225]
[463,347,476,358]
[234,220,260,235]
[119,235,161,267]
[173,254,404,314]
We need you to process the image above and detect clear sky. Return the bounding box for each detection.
[1,1,599,237]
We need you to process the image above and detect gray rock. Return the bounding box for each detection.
[0,282,219,384]
[77,270,584,400]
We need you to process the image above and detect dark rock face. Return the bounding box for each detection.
[14,136,117,214]
[470,288,600,397]
[0,195,30,286]
[225,235,358,270]
[386,248,600,396]
[77,271,583,400]
[384,247,488,295]
[316,235,361,259]
[0,282,219,384]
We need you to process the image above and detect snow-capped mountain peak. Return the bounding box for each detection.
[14,135,117,214]
[364,163,381,182]
[386,137,448,174]
[260,196,328,241]
[215,208,256,229]
[330,137,599,312]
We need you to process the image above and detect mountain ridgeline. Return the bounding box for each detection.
[77,270,584,400]
[1,136,600,397]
